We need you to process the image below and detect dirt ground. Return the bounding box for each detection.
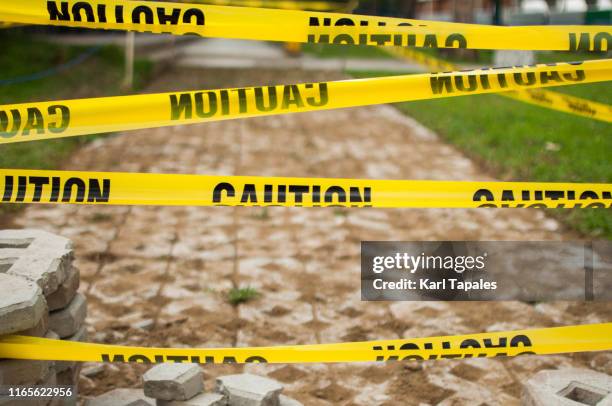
[8,67,612,405]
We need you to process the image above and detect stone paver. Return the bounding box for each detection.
[0,273,46,335]
[522,368,612,406]
[46,265,80,311]
[143,363,204,401]
[48,292,87,338]
[0,229,73,295]
[216,374,283,406]
[9,66,612,404]
[0,359,54,386]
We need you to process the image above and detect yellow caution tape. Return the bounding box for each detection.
[1,60,610,145]
[1,169,611,208]
[0,324,610,364]
[387,47,612,123]
[502,88,612,122]
[1,0,611,51]
[180,0,351,12]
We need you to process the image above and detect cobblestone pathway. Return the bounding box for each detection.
[10,67,612,405]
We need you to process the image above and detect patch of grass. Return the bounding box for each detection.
[227,286,260,306]
[300,42,393,59]
[414,49,610,66]
[89,212,114,223]
[334,208,349,217]
[252,208,270,220]
[348,69,612,238]
[0,30,153,218]
[536,51,611,64]
[417,48,494,65]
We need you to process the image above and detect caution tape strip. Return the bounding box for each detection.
[1,169,611,208]
[1,60,610,145]
[387,47,612,123]
[1,0,611,51]
[502,88,612,123]
[0,324,610,364]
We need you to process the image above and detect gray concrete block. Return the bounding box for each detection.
[143,364,204,401]
[0,248,21,273]
[56,325,88,372]
[37,364,57,386]
[81,362,105,378]
[523,368,612,406]
[46,329,60,339]
[88,389,155,406]
[159,393,227,406]
[46,266,80,311]
[215,374,283,406]
[0,359,53,385]
[56,363,82,386]
[278,396,302,406]
[0,229,73,296]
[0,273,46,335]
[15,310,48,337]
[48,293,87,338]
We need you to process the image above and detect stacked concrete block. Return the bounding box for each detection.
[0,229,87,396]
[90,370,302,406]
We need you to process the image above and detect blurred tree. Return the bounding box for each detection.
[585,0,598,9]
[544,0,557,10]
[395,0,418,17]
[343,0,359,12]
[454,0,476,23]
[492,0,503,24]
[357,0,378,14]
[453,0,478,59]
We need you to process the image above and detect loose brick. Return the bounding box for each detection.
[15,310,49,337]
[56,363,82,386]
[81,363,105,378]
[46,266,80,312]
[0,229,73,295]
[143,364,204,401]
[216,374,283,406]
[48,293,87,338]
[523,368,612,406]
[0,273,46,335]
[0,359,53,386]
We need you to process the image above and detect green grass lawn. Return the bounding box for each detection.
[0,30,153,217]
[413,49,610,65]
[302,42,610,66]
[349,69,612,238]
[301,42,394,59]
